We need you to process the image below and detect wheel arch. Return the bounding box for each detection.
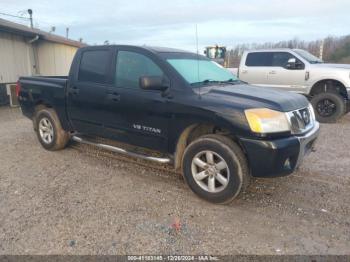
[310,79,348,99]
[173,123,244,172]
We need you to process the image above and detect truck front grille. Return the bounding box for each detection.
[287,105,315,135]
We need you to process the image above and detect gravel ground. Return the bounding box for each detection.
[0,106,349,255]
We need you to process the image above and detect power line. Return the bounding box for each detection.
[0,11,80,41]
[0,11,29,20]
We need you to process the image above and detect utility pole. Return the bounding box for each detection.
[66,27,69,38]
[27,9,33,28]
[319,39,324,60]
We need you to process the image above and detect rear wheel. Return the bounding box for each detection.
[35,108,70,150]
[182,134,250,204]
[311,92,345,123]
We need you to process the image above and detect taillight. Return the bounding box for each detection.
[15,81,21,97]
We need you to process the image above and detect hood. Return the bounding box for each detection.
[199,84,309,112]
[313,63,350,69]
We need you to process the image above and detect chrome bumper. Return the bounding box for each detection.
[295,121,320,168]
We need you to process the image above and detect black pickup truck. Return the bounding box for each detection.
[17,45,319,203]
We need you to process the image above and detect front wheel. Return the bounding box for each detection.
[182,134,250,204]
[311,92,345,123]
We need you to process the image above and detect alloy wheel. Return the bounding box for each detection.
[191,150,230,193]
[38,117,54,144]
[317,99,337,117]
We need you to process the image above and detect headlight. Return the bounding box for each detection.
[245,108,290,133]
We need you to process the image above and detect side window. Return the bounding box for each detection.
[272,52,294,67]
[245,52,273,67]
[78,50,109,83]
[115,51,164,89]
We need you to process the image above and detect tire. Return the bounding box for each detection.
[182,134,250,204]
[35,108,70,151]
[311,92,345,123]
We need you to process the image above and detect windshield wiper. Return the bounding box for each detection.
[190,79,220,86]
[219,78,241,84]
[191,78,241,87]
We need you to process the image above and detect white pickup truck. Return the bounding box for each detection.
[238,49,350,122]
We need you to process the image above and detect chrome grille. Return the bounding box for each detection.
[287,105,315,134]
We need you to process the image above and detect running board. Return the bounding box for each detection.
[71,136,172,164]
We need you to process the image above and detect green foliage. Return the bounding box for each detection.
[328,41,350,63]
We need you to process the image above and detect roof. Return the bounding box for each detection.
[0,18,86,48]
[144,46,190,53]
[245,48,294,52]
[81,44,191,54]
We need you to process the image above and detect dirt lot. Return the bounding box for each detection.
[0,106,349,255]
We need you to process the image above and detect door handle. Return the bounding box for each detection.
[69,86,80,95]
[269,71,276,74]
[107,92,120,102]
[241,70,248,74]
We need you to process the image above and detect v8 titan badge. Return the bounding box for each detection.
[133,124,161,134]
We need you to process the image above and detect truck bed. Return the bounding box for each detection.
[19,76,70,130]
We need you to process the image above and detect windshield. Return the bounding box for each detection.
[294,49,323,64]
[166,58,236,85]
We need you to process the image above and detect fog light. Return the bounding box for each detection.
[284,158,291,169]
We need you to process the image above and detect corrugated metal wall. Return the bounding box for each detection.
[37,42,78,76]
[0,31,32,83]
[0,31,79,83]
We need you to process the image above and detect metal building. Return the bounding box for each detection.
[0,18,86,105]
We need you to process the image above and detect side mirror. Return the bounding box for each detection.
[139,76,169,91]
[286,58,296,69]
[286,58,305,70]
[287,58,296,64]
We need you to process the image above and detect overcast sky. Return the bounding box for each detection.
[1,0,350,52]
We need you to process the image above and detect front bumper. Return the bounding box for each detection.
[240,122,320,177]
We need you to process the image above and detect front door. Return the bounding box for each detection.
[101,49,170,152]
[266,52,307,92]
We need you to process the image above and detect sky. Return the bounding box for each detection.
[1,0,350,52]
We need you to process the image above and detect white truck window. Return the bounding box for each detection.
[245,52,272,67]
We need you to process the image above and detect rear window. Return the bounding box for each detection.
[245,52,272,67]
[78,50,110,83]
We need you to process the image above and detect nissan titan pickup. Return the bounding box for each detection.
[17,45,319,203]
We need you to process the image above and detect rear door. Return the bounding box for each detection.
[100,48,171,152]
[239,52,272,85]
[67,47,114,136]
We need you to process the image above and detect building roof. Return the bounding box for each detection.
[0,18,86,48]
